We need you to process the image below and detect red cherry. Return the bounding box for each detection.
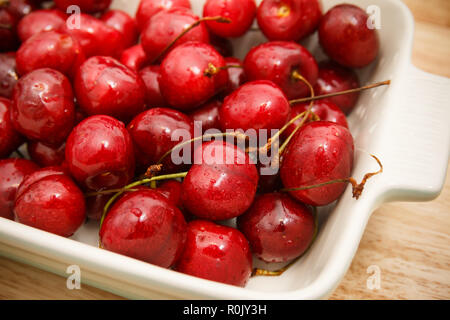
[120,44,150,72]
[224,57,246,95]
[280,121,354,206]
[74,56,146,123]
[189,99,221,134]
[244,41,318,99]
[319,4,379,68]
[157,179,183,209]
[182,141,259,221]
[257,0,321,41]
[237,193,315,263]
[17,9,67,42]
[65,115,135,191]
[16,31,85,78]
[101,9,138,49]
[10,68,75,147]
[209,33,233,57]
[257,161,283,193]
[175,220,252,287]
[203,0,256,38]
[159,42,228,111]
[27,141,65,167]
[0,8,19,52]
[0,52,19,99]
[135,0,191,31]
[138,65,167,108]
[314,61,360,114]
[53,0,111,13]
[7,0,36,20]
[141,8,210,63]
[100,188,187,268]
[16,166,68,201]
[0,158,38,220]
[0,97,22,158]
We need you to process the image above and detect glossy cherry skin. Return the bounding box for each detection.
[54,0,111,13]
[120,44,150,72]
[189,99,221,134]
[27,141,65,167]
[319,4,379,68]
[175,220,252,287]
[100,189,187,268]
[0,98,22,158]
[0,159,38,220]
[224,57,246,95]
[74,56,146,123]
[127,107,194,172]
[281,121,354,206]
[10,68,75,147]
[14,170,86,237]
[139,65,167,108]
[219,80,290,135]
[15,166,68,201]
[203,0,256,38]
[0,8,19,52]
[7,0,36,19]
[65,115,135,191]
[159,42,228,111]
[157,179,184,210]
[314,61,360,114]
[237,193,315,263]
[182,141,259,221]
[244,41,318,99]
[17,9,67,42]
[141,8,210,63]
[283,100,348,139]
[257,0,321,41]
[136,0,191,31]
[16,31,85,78]
[101,9,138,49]
[0,53,19,98]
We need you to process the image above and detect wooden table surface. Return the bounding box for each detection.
[0,0,449,300]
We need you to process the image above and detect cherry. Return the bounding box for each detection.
[181,141,259,221]
[0,97,22,158]
[314,61,360,114]
[10,68,75,147]
[203,0,256,38]
[157,179,184,210]
[17,9,66,42]
[16,31,85,78]
[120,44,150,72]
[244,41,318,99]
[159,42,228,111]
[127,107,194,173]
[0,158,38,220]
[53,0,111,13]
[0,52,18,99]
[224,57,246,95]
[138,65,167,108]
[237,193,315,263]
[16,166,68,200]
[135,0,191,31]
[175,220,252,287]
[27,141,65,167]
[14,168,86,237]
[280,121,354,206]
[189,99,221,134]
[209,33,233,57]
[257,0,321,41]
[74,56,146,123]
[65,115,135,191]
[7,0,36,20]
[101,9,138,49]
[319,4,379,68]
[141,8,210,63]
[0,8,19,52]
[100,188,187,268]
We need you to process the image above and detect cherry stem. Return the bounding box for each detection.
[152,16,231,63]
[289,80,391,106]
[0,0,10,8]
[204,63,243,78]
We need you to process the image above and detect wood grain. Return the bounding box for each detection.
[0,0,449,300]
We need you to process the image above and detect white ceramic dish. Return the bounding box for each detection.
[0,0,449,300]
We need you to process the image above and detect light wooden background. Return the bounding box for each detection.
[0,0,449,300]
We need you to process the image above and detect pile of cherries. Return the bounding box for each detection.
[0,0,382,288]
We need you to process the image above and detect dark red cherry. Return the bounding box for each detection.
[224,57,245,95]
[0,8,19,52]
[65,115,135,191]
[0,158,38,220]
[136,0,191,31]
[203,0,256,38]
[159,42,228,111]
[319,4,379,68]
[314,61,360,114]
[189,99,221,134]
[127,107,194,173]
[54,0,111,13]
[244,41,318,99]
[17,9,66,42]
[237,193,315,263]
[120,44,150,72]
[74,56,146,123]
[157,179,183,209]
[0,97,22,158]
[7,0,36,20]
[16,166,68,201]
[257,161,283,193]
[27,141,65,167]
[141,8,210,63]
[10,68,75,147]
[281,121,354,206]
[16,31,85,78]
[175,220,252,287]
[100,188,187,268]
[209,33,233,57]
[0,52,18,99]
[138,65,167,108]
[257,0,321,41]
[101,9,138,49]
[182,141,259,221]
